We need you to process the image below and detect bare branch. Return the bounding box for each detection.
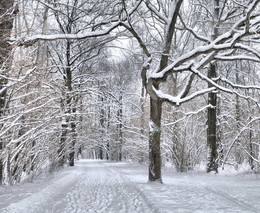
[145,1,168,24]
[178,14,211,43]
[153,85,216,106]
[13,21,123,46]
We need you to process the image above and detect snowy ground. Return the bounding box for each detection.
[1,160,260,213]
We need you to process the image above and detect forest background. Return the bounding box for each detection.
[0,0,259,185]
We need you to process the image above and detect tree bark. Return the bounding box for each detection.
[69,120,76,166]
[206,0,219,173]
[99,95,105,160]
[106,106,111,160]
[139,79,146,162]
[58,122,67,167]
[148,1,183,182]
[149,91,163,182]
[65,40,77,167]
[117,90,123,161]
[207,64,218,173]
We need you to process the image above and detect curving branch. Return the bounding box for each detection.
[145,1,168,24]
[152,85,216,106]
[178,14,211,43]
[149,6,260,81]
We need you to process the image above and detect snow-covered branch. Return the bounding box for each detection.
[222,116,260,167]
[0,67,36,95]
[13,21,123,46]
[145,1,168,24]
[153,85,216,106]
[178,14,211,43]
[214,55,260,63]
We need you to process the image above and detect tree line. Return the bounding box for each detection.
[0,0,259,185]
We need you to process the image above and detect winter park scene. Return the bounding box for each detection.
[0,0,260,212]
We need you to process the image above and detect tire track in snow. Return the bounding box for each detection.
[57,161,155,213]
[205,187,259,213]
[1,170,84,213]
[108,167,160,213]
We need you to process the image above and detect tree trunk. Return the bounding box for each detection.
[105,106,111,160]
[99,95,105,160]
[207,63,218,173]
[139,82,145,162]
[149,95,162,182]
[206,0,219,173]
[248,123,254,170]
[69,120,76,166]
[118,90,123,161]
[65,40,76,166]
[58,122,67,167]
[147,1,183,182]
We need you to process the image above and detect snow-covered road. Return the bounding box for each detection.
[48,162,153,213]
[1,160,260,213]
[1,160,154,213]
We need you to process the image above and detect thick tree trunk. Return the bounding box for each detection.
[99,95,105,160]
[0,0,15,185]
[62,40,77,167]
[248,124,254,170]
[235,66,243,164]
[105,106,111,160]
[69,121,76,166]
[206,0,219,173]
[139,83,145,162]
[207,63,218,173]
[58,123,67,167]
[99,147,103,160]
[148,96,162,182]
[147,1,183,182]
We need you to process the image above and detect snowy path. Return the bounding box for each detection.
[49,162,153,213]
[1,160,260,213]
[1,160,155,213]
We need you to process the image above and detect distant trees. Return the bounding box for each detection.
[82,58,143,162]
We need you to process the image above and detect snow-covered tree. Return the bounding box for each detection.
[0,0,17,184]
[4,0,260,184]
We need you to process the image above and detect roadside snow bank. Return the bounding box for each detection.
[1,166,83,213]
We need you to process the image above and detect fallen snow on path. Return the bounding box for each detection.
[1,160,260,213]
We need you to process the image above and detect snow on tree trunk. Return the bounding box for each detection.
[147,0,183,182]
[206,0,219,173]
[106,106,111,160]
[99,95,105,160]
[117,90,123,161]
[58,121,67,168]
[69,120,76,167]
[149,96,162,183]
[206,64,218,173]
[139,80,146,162]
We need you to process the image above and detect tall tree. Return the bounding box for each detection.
[47,0,116,167]
[207,0,219,173]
